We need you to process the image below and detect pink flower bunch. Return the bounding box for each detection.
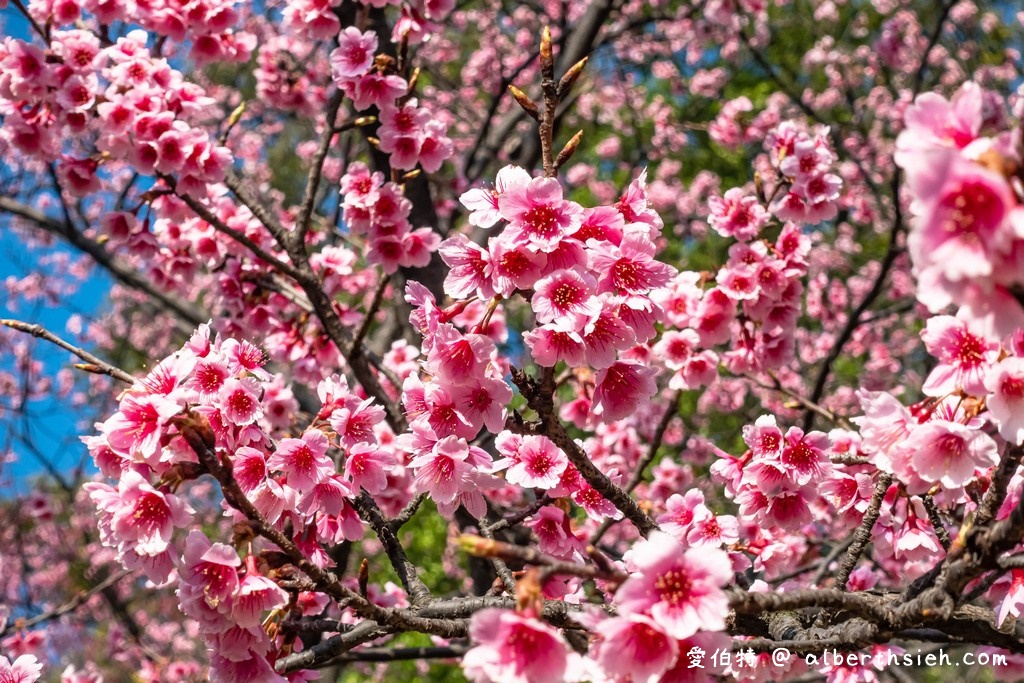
[0,654,43,683]
[283,0,345,39]
[871,487,947,580]
[398,284,510,518]
[450,167,676,424]
[0,30,232,196]
[707,188,771,241]
[81,326,415,674]
[708,96,757,150]
[377,99,454,172]
[855,388,1000,496]
[254,35,329,116]
[328,27,415,113]
[463,607,576,683]
[766,122,843,223]
[713,415,835,533]
[895,81,1024,336]
[340,162,441,273]
[657,488,740,550]
[653,223,809,377]
[391,0,455,45]
[36,0,255,63]
[177,532,291,682]
[586,531,732,681]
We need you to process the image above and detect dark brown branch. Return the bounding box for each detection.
[511,368,656,536]
[975,444,1024,528]
[352,491,431,607]
[590,391,681,544]
[175,192,300,279]
[390,493,428,531]
[330,645,468,663]
[921,494,951,551]
[222,171,291,245]
[473,525,517,594]
[0,197,206,328]
[461,535,628,583]
[348,274,391,358]
[483,495,552,535]
[832,472,892,591]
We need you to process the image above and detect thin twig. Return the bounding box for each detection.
[348,274,390,358]
[921,494,951,551]
[295,91,345,249]
[833,472,892,592]
[2,320,135,384]
[0,569,133,637]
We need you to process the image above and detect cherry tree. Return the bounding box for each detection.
[2,0,1024,682]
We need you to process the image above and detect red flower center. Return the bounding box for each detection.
[1001,375,1024,400]
[654,567,693,607]
[522,204,560,239]
[940,180,1004,236]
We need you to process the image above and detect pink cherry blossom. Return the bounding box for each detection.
[463,608,573,683]
[460,165,531,228]
[267,429,333,491]
[498,176,583,252]
[920,315,999,396]
[589,231,677,295]
[330,28,377,79]
[907,421,999,489]
[708,188,770,241]
[616,531,732,638]
[531,268,599,325]
[592,360,659,422]
[0,655,42,683]
[101,470,194,557]
[231,557,289,628]
[180,530,240,610]
[217,377,264,426]
[591,614,679,682]
[986,358,1024,444]
[495,434,568,490]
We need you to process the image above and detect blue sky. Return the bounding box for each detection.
[0,7,113,493]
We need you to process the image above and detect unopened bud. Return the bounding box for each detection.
[508,85,540,120]
[557,57,588,97]
[227,102,246,128]
[515,567,544,617]
[459,534,497,557]
[358,558,370,598]
[554,130,584,171]
[539,26,554,79]
[73,362,106,375]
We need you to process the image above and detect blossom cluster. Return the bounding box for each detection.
[765,123,843,224]
[80,325,412,679]
[0,29,231,197]
[340,161,441,273]
[463,531,734,683]
[895,80,1024,337]
[26,0,255,64]
[451,166,673,421]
